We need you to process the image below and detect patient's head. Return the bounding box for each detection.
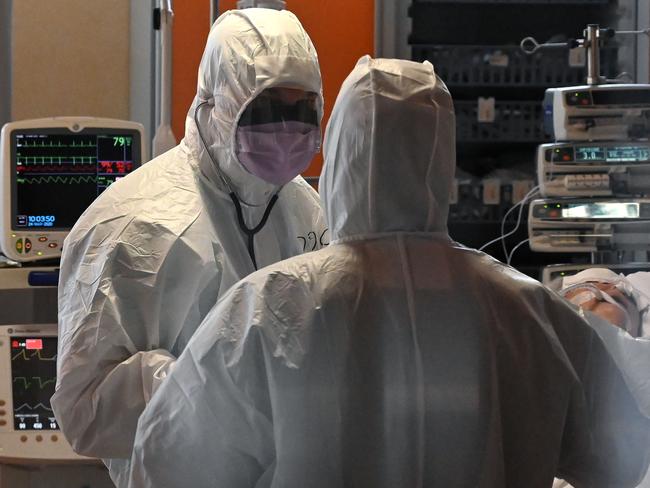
[560,269,642,337]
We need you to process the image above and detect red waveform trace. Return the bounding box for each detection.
[99,161,133,174]
[16,164,96,174]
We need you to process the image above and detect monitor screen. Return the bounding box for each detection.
[10,336,59,431]
[11,130,141,231]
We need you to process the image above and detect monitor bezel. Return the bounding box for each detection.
[0,118,146,263]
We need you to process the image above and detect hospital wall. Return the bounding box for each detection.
[10,0,130,121]
[171,1,375,178]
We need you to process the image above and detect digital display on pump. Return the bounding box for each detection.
[561,202,640,219]
[575,145,650,163]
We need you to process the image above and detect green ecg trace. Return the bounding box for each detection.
[17,156,96,164]
[13,377,57,390]
[11,349,57,361]
[17,175,96,185]
[20,141,96,148]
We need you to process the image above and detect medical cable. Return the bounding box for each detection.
[507,238,530,266]
[478,185,538,255]
[478,185,539,259]
[194,100,282,270]
[500,185,539,259]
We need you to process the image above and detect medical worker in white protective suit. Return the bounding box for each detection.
[127,57,650,488]
[52,8,327,486]
[553,268,650,488]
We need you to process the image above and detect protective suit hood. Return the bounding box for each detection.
[184,8,324,205]
[319,56,455,240]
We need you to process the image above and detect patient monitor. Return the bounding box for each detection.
[0,117,145,262]
[0,324,91,462]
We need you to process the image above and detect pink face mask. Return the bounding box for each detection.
[235,121,320,186]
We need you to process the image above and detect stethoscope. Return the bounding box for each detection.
[194,100,280,270]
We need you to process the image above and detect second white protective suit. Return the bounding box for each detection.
[52,8,327,486]
[128,57,650,488]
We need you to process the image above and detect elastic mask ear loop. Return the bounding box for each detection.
[194,100,281,270]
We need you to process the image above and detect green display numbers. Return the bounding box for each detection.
[113,136,132,147]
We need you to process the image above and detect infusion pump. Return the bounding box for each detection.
[544,84,650,141]
[538,142,650,197]
[528,198,650,253]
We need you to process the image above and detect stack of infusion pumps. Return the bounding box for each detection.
[528,84,650,257]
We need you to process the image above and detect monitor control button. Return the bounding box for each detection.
[24,239,32,253]
[20,436,27,443]
[38,236,47,242]
[48,242,58,249]
[15,239,23,254]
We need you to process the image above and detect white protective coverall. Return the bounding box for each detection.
[128,57,650,488]
[52,8,327,485]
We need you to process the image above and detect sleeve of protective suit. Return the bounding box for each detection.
[52,231,206,460]
[582,311,650,419]
[546,295,650,487]
[128,283,276,488]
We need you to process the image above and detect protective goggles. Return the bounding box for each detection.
[238,94,319,127]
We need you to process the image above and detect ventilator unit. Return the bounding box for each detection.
[538,141,650,198]
[543,84,650,142]
[0,117,145,262]
[528,198,650,253]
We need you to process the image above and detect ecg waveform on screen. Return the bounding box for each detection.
[16,164,96,174]
[11,349,57,361]
[16,175,96,185]
[17,140,97,148]
[15,403,54,413]
[13,377,57,390]
[17,156,97,165]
